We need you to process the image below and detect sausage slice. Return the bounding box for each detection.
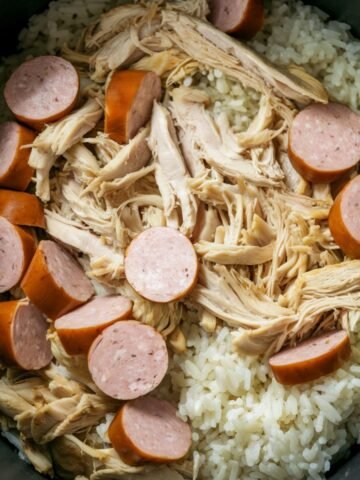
[329,175,360,258]
[0,190,45,228]
[105,70,162,144]
[288,103,360,183]
[4,56,79,130]
[125,227,199,303]
[21,240,94,319]
[0,300,52,370]
[269,330,351,385]
[0,217,36,292]
[54,295,133,355]
[108,396,192,465]
[209,0,264,39]
[88,321,168,400]
[0,122,35,191]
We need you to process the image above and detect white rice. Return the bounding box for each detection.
[1,1,360,479]
[188,69,261,131]
[166,322,360,480]
[252,0,360,112]
[18,0,121,54]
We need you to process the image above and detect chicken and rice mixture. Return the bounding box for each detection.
[1,0,360,479]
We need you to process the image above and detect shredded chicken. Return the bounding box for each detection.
[149,102,198,236]
[30,99,103,201]
[297,261,360,303]
[84,4,149,51]
[196,241,274,265]
[192,203,220,242]
[84,0,208,52]
[0,365,118,456]
[54,179,119,239]
[99,164,156,196]
[170,88,284,187]
[45,211,124,278]
[90,13,161,81]
[51,434,142,479]
[162,11,328,105]
[133,48,192,78]
[117,281,184,338]
[63,144,100,184]
[86,127,151,194]
[84,132,122,166]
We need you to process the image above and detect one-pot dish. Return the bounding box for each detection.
[0,1,360,479]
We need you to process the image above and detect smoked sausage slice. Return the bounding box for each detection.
[0,300,52,370]
[105,70,162,144]
[0,217,36,292]
[329,175,360,258]
[4,56,79,130]
[125,227,199,303]
[54,295,132,355]
[208,0,264,39]
[88,320,168,400]
[0,122,35,191]
[0,190,45,228]
[21,240,94,319]
[269,330,351,385]
[288,103,360,183]
[108,396,192,465]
